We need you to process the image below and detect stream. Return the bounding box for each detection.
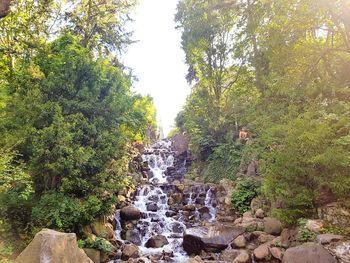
[116,140,217,262]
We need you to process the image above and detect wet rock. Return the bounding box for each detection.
[145,234,169,248]
[171,193,183,203]
[183,204,196,211]
[264,217,282,235]
[269,247,282,260]
[255,208,265,219]
[316,234,343,245]
[254,244,271,260]
[282,243,337,263]
[233,250,250,263]
[327,241,350,263]
[183,226,245,255]
[186,255,204,263]
[120,207,141,221]
[125,229,141,246]
[172,222,185,233]
[219,249,240,261]
[165,210,177,217]
[232,235,246,248]
[15,229,93,263]
[146,202,158,212]
[121,244,139,260]
[305,219,324,232]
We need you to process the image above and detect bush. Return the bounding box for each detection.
[78,237,113,253]
[231,177,259,214]
[296,219,316,242]
[31,192,115,233]
[203,142,242,183]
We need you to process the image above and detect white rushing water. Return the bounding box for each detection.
[135,140,188,262]
[117,139,217,262]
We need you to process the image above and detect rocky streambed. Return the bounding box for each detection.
[15,138,350,263]
[111,139,349,263]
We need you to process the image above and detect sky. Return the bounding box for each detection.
[123,0,190,137]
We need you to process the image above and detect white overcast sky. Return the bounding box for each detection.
[123,0,190,136]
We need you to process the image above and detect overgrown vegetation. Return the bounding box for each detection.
[175,0,350,224]
[0,0,155,258]
[231,178,259,215]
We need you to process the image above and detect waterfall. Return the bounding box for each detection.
[116,139,218,262]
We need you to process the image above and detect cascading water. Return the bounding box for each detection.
[130,140,188,261]
[117,140,217,262]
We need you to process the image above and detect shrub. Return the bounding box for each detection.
[296,219,316,242]
[31,192,115,233]
[231,177,259,214]
[203,142,242,183]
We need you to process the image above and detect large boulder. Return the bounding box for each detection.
[125,229,142,246]
[282,243,337,263]
[121,244,139,260]
[316,234,343,245]
[15,229,93,263]
[253,244,270,260]
[145,235,169,248]
[264,217,282,235]
[171,133,189,156]
[83,248,100,263]
[120,206,141,221]
[91,221,115,240]
[183,226,245,255]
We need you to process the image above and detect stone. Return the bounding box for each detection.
[171,193,183,203]
[186,255,204,263]
[146,202,158,212]
[121,244,139,260]
[232,235,246,248]
[305,219,324,232]
[269,247,282,260]
[282,243,337,263]
[125,229,141,246]
[183,226,245,255]
[219,249,240,261]
[15,229,93,263]
[255,209,265,219]
[316,234,343,245]
[171,133,189,156]
[183,204,196,211]
[145,235,169,248]
[328,241,350,263]
[120,206,141,221]
[83,248,100,263]
[253,244,270,260]
[91,221,115,240]
[317,202,350,227]
[258,233,275,244]
[233,250,250,263]
[264,217,282,235]
[246,160,258,177]
[280,228,292,248]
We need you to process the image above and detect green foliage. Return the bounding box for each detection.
[203,142,242,183]
[245,224,264,233]
[0,149,33,233]
[31,193,113,233]
[79,237,113,253]
[296,219,316,242]
[176,0,350,224]
[231,178,259,214]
